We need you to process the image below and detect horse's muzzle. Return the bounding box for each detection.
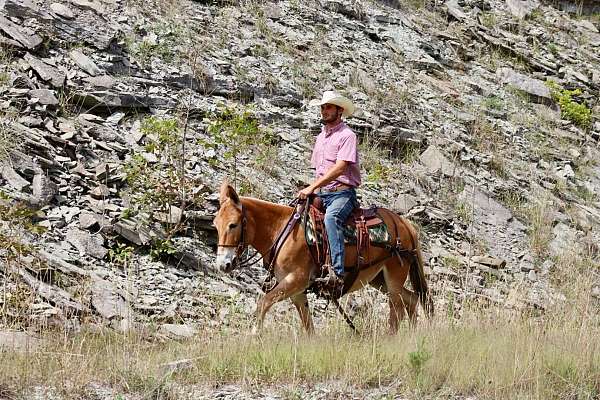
[216,247,237,273]
[221,259,237,273]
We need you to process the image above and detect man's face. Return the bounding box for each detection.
[320,103,343,124]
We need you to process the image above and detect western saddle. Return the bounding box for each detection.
[304,195,387,296]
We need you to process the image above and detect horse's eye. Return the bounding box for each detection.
[228,223,238,230]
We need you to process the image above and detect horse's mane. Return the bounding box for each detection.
[240,196,293,212]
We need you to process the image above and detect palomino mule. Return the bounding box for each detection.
[214,182,433,334]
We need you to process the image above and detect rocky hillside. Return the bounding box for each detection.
[0,0,599,337]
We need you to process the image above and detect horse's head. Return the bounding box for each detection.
[214,181,245,273]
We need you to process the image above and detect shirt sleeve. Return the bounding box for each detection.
[336,132,358,163]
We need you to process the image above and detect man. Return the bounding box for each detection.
[297,90,361,287]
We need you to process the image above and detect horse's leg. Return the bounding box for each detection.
[382,256,411,334]
[290,292,314,334]
[369,271,387,293]
[370,269,418,327]
[253,273,308,335]
[401,286,419,326]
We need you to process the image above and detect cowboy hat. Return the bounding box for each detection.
[308,90,356,117]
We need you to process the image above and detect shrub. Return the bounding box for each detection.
[124,116,203,234]
[546,80,592,129]
[201,106,278,174]
[408,337,432,376]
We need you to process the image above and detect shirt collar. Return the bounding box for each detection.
[324,121,345,137]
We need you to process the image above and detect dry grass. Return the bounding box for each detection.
[468,114,504,153]
[1,313,598,399]
[1,258,598,399]
[524,193,556,261]
[0,44,12,85]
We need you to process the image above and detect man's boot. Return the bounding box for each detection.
[314,264,344,291]
[315,272,343,287]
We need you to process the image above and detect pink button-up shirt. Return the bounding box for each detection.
[310,121,361,190]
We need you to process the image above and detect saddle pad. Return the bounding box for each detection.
[303,210,390,247]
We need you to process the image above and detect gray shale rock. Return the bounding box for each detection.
[506,0,540,19]
[70,49,102,76]
[71,91,175,113]
[29,89,59,105]
[159,324,198,339]
[445,0,469,21]
[32,171,58,206]
[50,2,75,19]
[0,163,29,191]
[24,54,66,88]
[1,0,51,20]
[91,275,133,320]
[0,15,43,49]
[496,67,552,104]
[66,227,108,259]
[419,145,459,177]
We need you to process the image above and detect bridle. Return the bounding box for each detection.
[216,204,253,268]
[216,197,359,332]
[217,199,302,271]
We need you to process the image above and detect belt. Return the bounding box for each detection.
[316,184,353,193]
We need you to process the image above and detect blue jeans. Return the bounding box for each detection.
[317,189,358,277]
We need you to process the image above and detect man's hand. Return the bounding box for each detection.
[296,186,314,200]
[297,160,348,200]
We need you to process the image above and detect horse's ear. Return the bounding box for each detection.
[219,181,240,206]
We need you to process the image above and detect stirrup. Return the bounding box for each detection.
[314,271,343,287]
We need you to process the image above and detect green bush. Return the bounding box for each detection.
[546,80,592,129]
[124,116,202,233]
[149,238,177,260]
[108,242,134,266]
[201,106,278,173]
[408,337,431,376]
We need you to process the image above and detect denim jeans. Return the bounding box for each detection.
[317,189,358,277]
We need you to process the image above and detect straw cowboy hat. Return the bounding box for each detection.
[309,90,356,117]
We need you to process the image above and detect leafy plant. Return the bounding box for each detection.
[479,12,498,29]
[201,106,278,175]
[124,116,203,234]
[150,239,177,260]
[454,201,473,224]
[123,21,187,67]
[0,45,12,87]
[206,107,260,159]
[482,95,504,111]
[442,255,463,270]
[0,117,22,162]
[407,337,432,376]
[366,161,392,183]
[108,242,134,266]
[0,200,46,236]
[546,80,592,129]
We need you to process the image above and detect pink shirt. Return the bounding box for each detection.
[310,121,361,190]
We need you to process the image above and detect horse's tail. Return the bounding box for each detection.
[404,218,434,318]
[410,241,434,318]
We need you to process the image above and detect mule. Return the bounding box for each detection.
[213,181,433,334]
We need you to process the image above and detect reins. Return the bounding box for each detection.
[332,298,358,333]
[222,198,302,271]
[218,196,412,335]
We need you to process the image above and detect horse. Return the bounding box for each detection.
[213,181,433,334]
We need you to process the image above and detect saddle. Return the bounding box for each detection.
[303,196,391,296]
